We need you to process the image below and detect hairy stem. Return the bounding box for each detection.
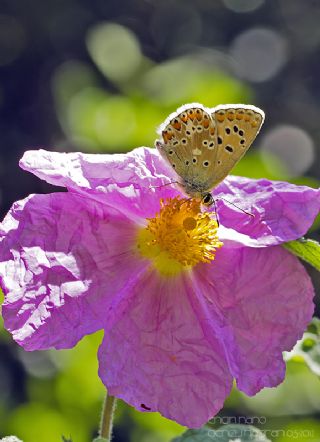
[99,392,117,440]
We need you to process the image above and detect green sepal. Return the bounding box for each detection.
[283,238,320,271]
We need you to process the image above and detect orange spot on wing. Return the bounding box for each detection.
[203,119,210,129]
[227,112,235,121]
[195,109,203,120]
[162,131,173,142]
[187,109,196,120]
[217,113,225,122]
[172,120,182,130]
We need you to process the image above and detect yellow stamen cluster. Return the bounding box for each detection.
[136,197,223,276]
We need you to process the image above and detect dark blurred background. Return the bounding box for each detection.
[1,1,320,441]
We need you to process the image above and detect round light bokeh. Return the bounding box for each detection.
[18,348,58,379]
[230,27,288,82]
[260,125,315,177]
[86,22,142,83]
[223,0,265,13]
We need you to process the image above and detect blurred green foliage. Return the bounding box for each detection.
[53,22,251,153]
[1,10,320,442]
[285,317,320,377]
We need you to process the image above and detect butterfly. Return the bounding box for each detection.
[155,103,265,206]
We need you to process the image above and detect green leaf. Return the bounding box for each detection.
[283,238,320,271]
[285,318,320,376]
[172,425,271,441]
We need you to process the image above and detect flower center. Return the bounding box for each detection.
[136,197,223,276]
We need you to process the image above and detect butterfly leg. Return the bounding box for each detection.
[149,181,180,190]
[216,196,254,218]
[212,198,220,227]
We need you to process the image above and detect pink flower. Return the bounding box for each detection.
[0,147,319,427]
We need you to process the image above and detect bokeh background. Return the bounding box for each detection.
[1,0,320,441]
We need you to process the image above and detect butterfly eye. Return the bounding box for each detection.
[202,193,214,206]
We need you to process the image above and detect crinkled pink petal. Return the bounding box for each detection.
[20,149,320,244]
[193,245,314,395]
[214,176,320,246]
[2,146,318,427]
[0,192,150,350]
[19,148,179,222]
[98,270,232,428]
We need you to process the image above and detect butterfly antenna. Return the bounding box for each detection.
[216,196,254,217]
[149,180,179,190]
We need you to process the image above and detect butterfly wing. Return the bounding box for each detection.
[156,103,265,196]
[204,104,265,189]
[156,103,217,189]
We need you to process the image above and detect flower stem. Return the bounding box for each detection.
[99,392,117,441]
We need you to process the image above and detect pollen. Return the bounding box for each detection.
[136,197,223,276]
